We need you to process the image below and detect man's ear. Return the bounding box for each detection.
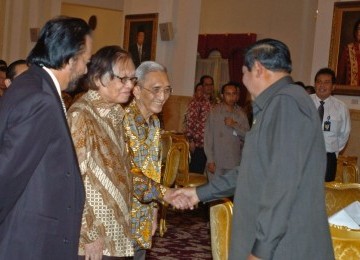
[4,79,11,88]
[253,61,264,77]
[133,85,141,99]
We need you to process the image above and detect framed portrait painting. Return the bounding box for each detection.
[328,1,360,95]
[123,13,158,67]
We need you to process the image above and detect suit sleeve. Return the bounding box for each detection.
[196,168,238,201]
[0,93,56,223]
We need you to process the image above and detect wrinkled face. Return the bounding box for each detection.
[98,58,136,104]
[315,74,334,100]
[67,35,93,91]
[134,71,171,119]
[222,85,238,106]
[137,32,145,45]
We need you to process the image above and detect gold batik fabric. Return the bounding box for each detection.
[68,90,134,257]
[348,43,360,86]
[123,100,165,249]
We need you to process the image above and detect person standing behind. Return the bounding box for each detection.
[4,59,29,87]
[0,16,92,259]
[184,81,211,174]
[204,82,249,180]
[175,38,334,260]
[311,68,351,182]
[123,61,173,259]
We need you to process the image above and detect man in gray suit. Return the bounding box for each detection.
[0,16,92,259]
[175,39,334,259]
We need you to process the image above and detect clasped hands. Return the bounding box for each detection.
[163,187,199,210]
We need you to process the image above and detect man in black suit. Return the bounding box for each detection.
[129,30,151,67]
[0,16,92,259]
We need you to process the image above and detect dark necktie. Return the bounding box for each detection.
[318,101,324,122]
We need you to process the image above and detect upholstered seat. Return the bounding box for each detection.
[330,225,360,260]
[325,182,360,216]
[159,142,181,237]
[335,156,359,183]
[325,182,360,259]
[210,199,233,260]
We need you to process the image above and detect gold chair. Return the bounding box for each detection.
[335,156,359,183]
[325,182,360,259]
[325,182,360,216]
[159,142,181,237]
[330,225,360,259]
[171,135,208,188]
[210,199,233,260]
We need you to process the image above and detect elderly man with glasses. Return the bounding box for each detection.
[123,61,173,260]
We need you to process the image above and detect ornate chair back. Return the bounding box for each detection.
[335,156,359,183]
[325,182,360,216]
[210,199,233,260]
[159,142,181,237]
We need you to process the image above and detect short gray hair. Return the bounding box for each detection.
[135,61,167,87]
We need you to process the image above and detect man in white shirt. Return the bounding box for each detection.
[311,67,351,181]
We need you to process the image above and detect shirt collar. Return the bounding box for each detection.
[42,66,62,99]
[253,75,293,113]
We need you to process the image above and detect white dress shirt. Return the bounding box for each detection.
[311,94,351,155]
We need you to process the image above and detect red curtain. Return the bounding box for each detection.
[197,33,257,105]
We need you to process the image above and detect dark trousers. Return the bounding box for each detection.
[189,147,207,174]
[133,245,146,260]
[325,152,337,182]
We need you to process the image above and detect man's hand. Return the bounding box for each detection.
[207,162,216,173]
[172,187,200,210]
[224,117,237,127]
[163,188,194,210]
[84,237,104,260]
[247,254,261,260]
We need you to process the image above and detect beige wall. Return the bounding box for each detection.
[61,3,123,53]
[199,0,317,86]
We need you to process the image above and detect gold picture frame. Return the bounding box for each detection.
[329,1,360,95]
[123,13,158,66]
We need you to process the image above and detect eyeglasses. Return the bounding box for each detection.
[113,74,138,85]
[142,86,173,96]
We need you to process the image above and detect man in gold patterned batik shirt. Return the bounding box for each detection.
[123,61,172,260]
[68,47,185,260]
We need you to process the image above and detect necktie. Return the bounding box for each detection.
[318,101,324,122]
[138,46,142,61]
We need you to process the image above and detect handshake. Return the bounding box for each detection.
[163,187,200,210]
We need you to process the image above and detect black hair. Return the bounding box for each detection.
[85,45,132,90]
[199,75,214,85]
[314,68,336,84]
[221,81,240,94]
[244,38,292,73]
[6,59,27,80]
[27,16,91,69]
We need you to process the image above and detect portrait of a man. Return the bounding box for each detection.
[124,13,158,68]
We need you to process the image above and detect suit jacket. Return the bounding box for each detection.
[129,43,151,67]
[197,77,334,259]
[0,65,85,260]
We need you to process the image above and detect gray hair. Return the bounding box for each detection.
[135,61,167,87]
